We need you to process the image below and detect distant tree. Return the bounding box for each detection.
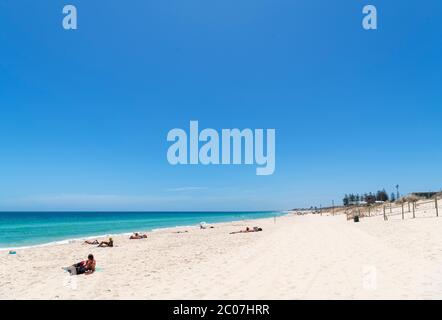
[375,191,381,201]
[366,193,376,204]
[343,194,349,206]
[391,193,396,202]
[376,189,389,202]
[382,189,390,201]
[349,194,356,203]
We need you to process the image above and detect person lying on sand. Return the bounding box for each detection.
[63,254,96,275]
[84,240,99,245]
[200,222,214,229]
[230,227,263,234]
[130,232,147,239]
[97,237,113,247]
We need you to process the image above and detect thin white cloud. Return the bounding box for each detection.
[0,192,282,211]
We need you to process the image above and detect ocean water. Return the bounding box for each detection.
[0,211,284,249]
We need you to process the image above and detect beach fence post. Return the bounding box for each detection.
[436,197,439,217]
[383,205,387,221]
[401,202,404,220]
[390,202,392,213]
[412,202,416,219]
[408,202,411,212]
[368,206,371,217]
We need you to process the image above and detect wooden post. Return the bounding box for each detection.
[383,205,386,221]
[390,202,392,213]
[368,206,371,217]
[401,202,404,220]
[436,197,439,217]
[408,202,411,212]
[412,202,416,218]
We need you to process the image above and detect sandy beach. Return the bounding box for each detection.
[1,205,442,300]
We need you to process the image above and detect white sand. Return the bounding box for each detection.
[1,205,442,299]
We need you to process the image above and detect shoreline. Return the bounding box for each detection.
[3,207,442,299]
[0,212,288,252]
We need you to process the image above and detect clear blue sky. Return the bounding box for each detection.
[0,1,441,211]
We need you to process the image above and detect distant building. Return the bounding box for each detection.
[348,200,368,206]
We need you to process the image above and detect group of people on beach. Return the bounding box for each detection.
[65,232,149,276]
[66,225,262,276]
[84,237,114,247]
[83,232,149,248]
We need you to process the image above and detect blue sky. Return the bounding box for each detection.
[0,1,441,211]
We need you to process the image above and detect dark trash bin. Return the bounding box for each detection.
[354,216,360,223]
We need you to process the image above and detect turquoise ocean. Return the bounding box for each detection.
[0,211,285,249]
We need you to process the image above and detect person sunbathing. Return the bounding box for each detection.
[130,232,147,239]
[98,237,113,247]
[84,240,99,245]
[230,227,263,234]
[63,254,96,275]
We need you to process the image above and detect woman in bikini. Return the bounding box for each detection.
[130,233,147,239]
[98,237,113,247]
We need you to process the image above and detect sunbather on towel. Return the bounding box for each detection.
[63,254,96,275]
[130,232,147,239]
[98,237,113,247]
[84,240,99,245]
[230,227,263,234]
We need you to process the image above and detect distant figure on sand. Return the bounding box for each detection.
[98,237,113,247]
[230,227,263,234]
[84,240,99,245]
[63,254,96,275]
[130,232,147,239]
[200,222,214,229]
